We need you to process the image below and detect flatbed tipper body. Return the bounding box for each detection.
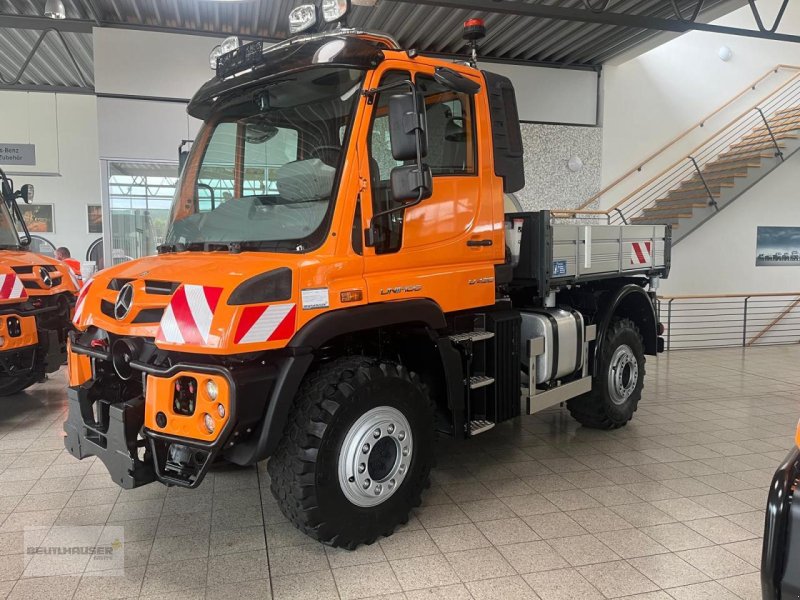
[64,19,672,549]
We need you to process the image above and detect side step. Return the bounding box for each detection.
[450,331,495,343]
[469,420,496,435]
[470,375,495,389]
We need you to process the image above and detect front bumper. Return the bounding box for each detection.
[63,340,282,489]
[0,312,66,378]
[762,446,800,599]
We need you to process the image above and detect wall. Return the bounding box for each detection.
[0,91,102,259]
[602,0,800,188]
[661,152,800,296]
[516,123,601,211]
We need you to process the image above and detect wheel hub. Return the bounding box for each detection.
[608,344,638,405]
[338,406,412,507]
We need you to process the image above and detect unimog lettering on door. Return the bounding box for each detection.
[64,5,670,549]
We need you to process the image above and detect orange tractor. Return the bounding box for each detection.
[0,169,78,395]
[64,6,670,548]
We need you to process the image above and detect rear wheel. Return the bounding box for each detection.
[268,356,435,549]
[567,318,645,429]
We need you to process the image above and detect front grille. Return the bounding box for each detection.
[145,280,179,295]
[11,266,33,274]
[100,300,115,318]
[108,278,133,291]
[22,280,41,290]
[133,308,165,323]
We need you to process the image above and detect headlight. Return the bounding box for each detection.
[220,36,239,54]
[322,0,349,23]
[205,379,218,401]
[289,4,317,34]
[217,404,226,419]
[203,413,215,434]
[209,45,223,69]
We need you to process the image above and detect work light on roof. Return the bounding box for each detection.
[289,4,318,34]
[322,0,350,23]
[221,36,240,54]
[209,44,223,69]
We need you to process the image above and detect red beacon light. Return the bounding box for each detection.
[463,18,487,41]
[462,18,486,67]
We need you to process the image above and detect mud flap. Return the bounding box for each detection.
[762,447,800,599]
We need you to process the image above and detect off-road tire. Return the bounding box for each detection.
[567,318,645,429]
[0,373,40,397]
[267,356,435,549]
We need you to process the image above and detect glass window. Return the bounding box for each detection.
[367,71,410,255]
[416,74,476,176]
[165,67,365,251]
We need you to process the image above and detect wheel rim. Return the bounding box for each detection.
[607,344,639,406]
[338,406,413,508]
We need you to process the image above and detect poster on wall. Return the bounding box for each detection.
[87,205,103,233]
[756,226,800,266]
[19,204,54,234]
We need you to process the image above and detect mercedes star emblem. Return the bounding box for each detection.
[114,283,135,320]
[38,266,53,288]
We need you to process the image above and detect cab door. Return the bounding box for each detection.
[358,61,502,314]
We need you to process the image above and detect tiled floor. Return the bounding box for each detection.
[1,345,798,599]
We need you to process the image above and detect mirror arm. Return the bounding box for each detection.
[9,194,31,248]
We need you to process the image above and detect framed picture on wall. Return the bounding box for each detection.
[19,204,55,234]
[87,205,103,234]
[756,226,800,266]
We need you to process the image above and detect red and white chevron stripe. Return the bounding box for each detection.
[630,241,652,266]
[157,284,223,346]
[72,278,93,324]
[0,273,27,301]
[234,304,296,345]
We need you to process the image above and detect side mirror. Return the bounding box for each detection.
[19,184,34,204]
[390,164,432,202]
[434,67,481,95]
[388,92,428,162]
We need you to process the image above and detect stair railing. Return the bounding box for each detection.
[553,65,800,224]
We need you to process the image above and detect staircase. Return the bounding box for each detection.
[630,106,800,235]
[555,66,800,243]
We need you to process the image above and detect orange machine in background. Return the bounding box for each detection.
[0,169,78,395]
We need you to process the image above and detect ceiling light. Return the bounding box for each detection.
[44,0,66,19]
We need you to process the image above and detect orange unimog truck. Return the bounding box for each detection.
[0,169,78,395]
[64,5,670,548]
[762,420,800,599]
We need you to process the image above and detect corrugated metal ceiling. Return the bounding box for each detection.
[0,0,740,90]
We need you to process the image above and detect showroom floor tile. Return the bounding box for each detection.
[1,345,799,599]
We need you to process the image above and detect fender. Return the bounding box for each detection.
[593,284,658,375]
[233,299,449,463]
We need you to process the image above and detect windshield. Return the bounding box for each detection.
[0,201,21,248]
[165,67,365,251]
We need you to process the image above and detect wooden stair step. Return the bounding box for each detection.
[644,203,707,214]
[668,187,721,200]
[774,106,800,119]
[679,180,736,193]
[632,212,692,222]
[719,144,785,160]
[688,170,748,184]
[738,130,798,144]
[704,154,768,170]
[766,113,800,129]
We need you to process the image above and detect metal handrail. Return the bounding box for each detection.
[572,64,800,213]
[657,292,800,350]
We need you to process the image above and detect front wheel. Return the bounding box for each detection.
[268,356,435,549]
[567,317,645,429]
[0,373,40,397]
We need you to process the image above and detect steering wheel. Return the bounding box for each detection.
[310,145,342,167]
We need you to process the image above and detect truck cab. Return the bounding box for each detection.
[64,10,669,549]
[0,169,78,395]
